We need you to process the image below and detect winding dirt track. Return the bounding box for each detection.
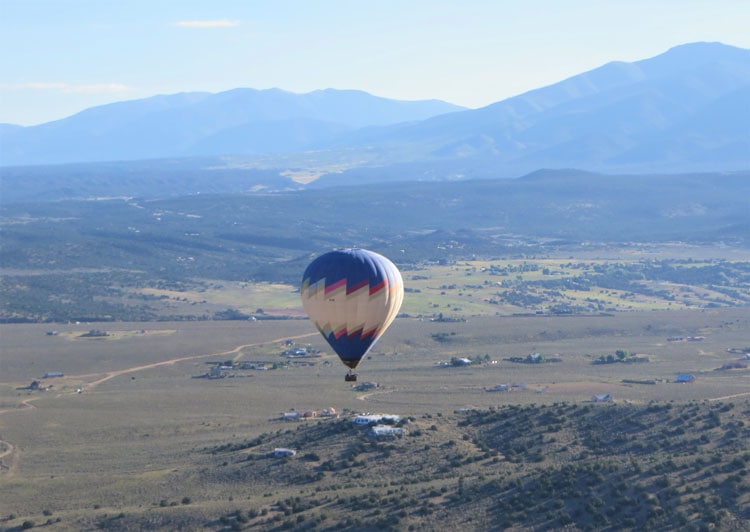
[0,331,318,476]
[356,388,394,402]
[76,331,318,392]
[709,391,750,401]
[0,396,39,416]
[0,398,39,476]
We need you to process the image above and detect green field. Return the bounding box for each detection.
[29,256,740,323]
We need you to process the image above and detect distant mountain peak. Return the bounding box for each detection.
[1,41,748,173]
[662,40,748,57]
[0,89,465,165]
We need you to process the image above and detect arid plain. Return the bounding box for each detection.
[1,300,749,529]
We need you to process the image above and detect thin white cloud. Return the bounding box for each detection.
[0,82,132,93]
[174,20,240,28]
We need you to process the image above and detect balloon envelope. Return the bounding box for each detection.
[301,249,404,369]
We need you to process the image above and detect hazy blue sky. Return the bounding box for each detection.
[1,0,748,125]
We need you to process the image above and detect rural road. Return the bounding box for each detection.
[75,331,319,391]
[0,396,39,416]
[0,398,39,476]
[0,331,318,476]
[708,391,750,401]
[356,388,394,402]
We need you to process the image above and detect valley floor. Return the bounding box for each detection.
[1,308,748,529]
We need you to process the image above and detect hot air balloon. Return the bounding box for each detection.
[301,249,404,381]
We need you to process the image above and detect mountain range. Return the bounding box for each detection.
[1,41,749,177]
[0,89,464,166]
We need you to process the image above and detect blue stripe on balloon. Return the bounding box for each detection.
[302,248,390,292]
[325,332,376,368]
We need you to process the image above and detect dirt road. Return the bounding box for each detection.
[0,332,318,476]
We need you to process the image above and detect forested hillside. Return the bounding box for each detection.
[66,401,750,531]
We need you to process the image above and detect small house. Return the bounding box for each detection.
[592,393,612,402]
[272,448,296,458]
[353,414,400,426]
[353,415,381,425]
[675,374,696,383]
[19,380,41,391]
[370,425,405,438]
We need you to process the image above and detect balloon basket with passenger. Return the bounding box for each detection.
[344,370,358,382]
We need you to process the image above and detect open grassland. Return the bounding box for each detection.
[1,307,749,530]
[133,281,304,319]
[4,250,749,323]
[400,258,750,319]
[60,256,749,323]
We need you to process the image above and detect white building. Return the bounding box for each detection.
[370,425,405,438]
[353,414,401,425]
[272,448,296,458]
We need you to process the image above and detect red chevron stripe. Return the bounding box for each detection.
[369,280,387,295]
[325,278,346,294]
[361,327,378,340]
[347,279,369,295]
[347,326,364,339]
